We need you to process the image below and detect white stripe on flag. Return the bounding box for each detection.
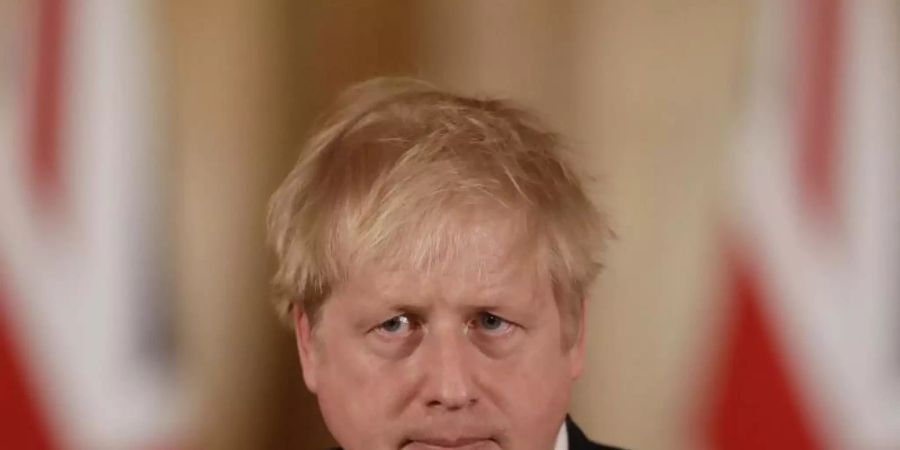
[1,1,181,448]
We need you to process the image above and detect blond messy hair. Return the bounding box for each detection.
[267,77,607,332]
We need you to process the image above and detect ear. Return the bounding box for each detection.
[293,307,320,393]
[568,297,587,379]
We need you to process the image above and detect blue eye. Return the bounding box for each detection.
[476,312,513,334]
[375,314,416,337]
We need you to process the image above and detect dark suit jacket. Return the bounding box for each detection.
[329,416,625,450]
[566,416,624,450]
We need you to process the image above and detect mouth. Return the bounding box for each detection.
[401,437,497,449]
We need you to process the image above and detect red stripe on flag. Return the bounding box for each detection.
[30,0,66,205]
[796,0,842,220]
[0,273,58,450]
[705,245,823,450]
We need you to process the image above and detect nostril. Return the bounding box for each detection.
[427,397,476,411]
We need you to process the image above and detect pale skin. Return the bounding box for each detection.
[294,244,586,450]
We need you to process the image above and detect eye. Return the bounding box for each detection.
[373,314,418,338]
[473,312,515,336]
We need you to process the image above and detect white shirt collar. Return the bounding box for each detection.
[553,421,568,450]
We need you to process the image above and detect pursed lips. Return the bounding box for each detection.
[401,436,497,449]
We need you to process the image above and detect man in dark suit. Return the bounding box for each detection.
[268,77,624,450]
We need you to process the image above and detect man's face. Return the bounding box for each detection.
[294,250,585,450]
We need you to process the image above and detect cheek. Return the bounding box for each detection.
[493,339,573,396]
[477,328,574,430]
[313,336,418,446]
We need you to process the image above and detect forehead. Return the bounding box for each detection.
[341,203,546,287]
[344,255,543,305]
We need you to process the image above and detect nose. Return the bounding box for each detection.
[422,328,477,411]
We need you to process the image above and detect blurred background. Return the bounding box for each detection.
[1,1,898,449]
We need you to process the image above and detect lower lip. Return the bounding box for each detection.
[402,439,497,450]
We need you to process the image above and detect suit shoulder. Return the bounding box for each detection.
[566,416,628,450]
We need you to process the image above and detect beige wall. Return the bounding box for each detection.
[167,1,296,448]
[167,2,749,449]
[568,3,748,449]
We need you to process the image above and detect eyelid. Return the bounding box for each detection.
[371,313,420,337]
[469,311,517,336]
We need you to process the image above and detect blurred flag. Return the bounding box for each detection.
[706,0,899,449]
[0,0,179,449]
